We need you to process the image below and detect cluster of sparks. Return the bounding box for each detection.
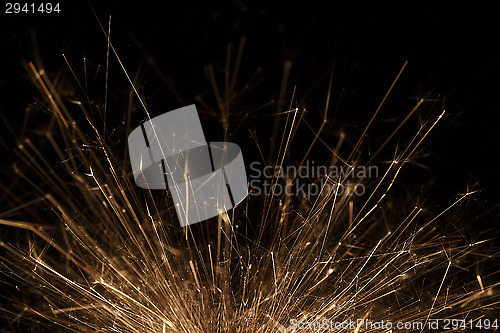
[1,18,499,333]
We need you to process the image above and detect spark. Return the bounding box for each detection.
[1,20,498,333]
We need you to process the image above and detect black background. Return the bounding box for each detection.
[1,1,500,330]
[1,0,500,231]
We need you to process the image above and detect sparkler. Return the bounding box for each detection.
[1,17,499,333]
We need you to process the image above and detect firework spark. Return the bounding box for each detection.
[1,16,499,333]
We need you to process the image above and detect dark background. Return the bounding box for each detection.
[1,1,500,330]
[1,0,500,230]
